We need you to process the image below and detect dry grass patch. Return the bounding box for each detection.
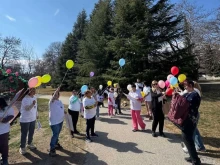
[37,86,72,97]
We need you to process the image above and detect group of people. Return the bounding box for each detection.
[0,78,205,165]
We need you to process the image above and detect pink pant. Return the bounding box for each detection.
[131,110,146,130]
[108,105,113,116]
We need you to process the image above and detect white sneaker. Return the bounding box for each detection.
[27,143,36,150]
[19,148,27,155]
[182,147,188,153]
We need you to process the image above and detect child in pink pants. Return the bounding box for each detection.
[108,88,115,117]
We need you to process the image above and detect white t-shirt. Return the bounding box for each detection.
[49,100,65,126]
[97,95,104,102]
[135,82,143,90]
[20,95,37,123]
[0,106,14,135]
[128,91,142,110]
[143,86,152,101]
[108,92,115,106]
[83,97,96,119]
[68,95,81,111]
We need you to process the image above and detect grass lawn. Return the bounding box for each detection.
[141,91,220,161]
[37,86,72,97]
[8,98,86,165]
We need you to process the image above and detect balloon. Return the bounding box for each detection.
[35,76,42,87]
[107,81,112,86]
[141,91,145,97]
[90,72,94,77]
[166,88,173,96]
[170,85,174,89]
[127,84,132,91]
[99,85,103,90]
[81,85,88,94]
[41,74,51,83]
[170,76,178,85]
[66,60,74,69]
[114,92,118,98]
[167,74,174,81]
[119,58,125,67]
[171,66,179,76]
[28,77,38,88]
[173,83,179,88]
[165,80,170,88]
[178,74,186,83]
[113,83,117,88]
[158,80,165,89]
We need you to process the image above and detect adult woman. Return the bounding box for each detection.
[48,87,65,156]
[83,90,98,142]
[68,90,81,136]
[151,80,166,137]
[127,84,146,132]
[19,88,37,155]
[0,98,14,165]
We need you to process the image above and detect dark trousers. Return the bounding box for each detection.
[20,121,36,148]
[50,122,63,150]
[182,125,201,164]
[86,116,96,139]
[0,132,9,162]
[115,99,121,113]
[152,110,164,133]
[68,109,79,133]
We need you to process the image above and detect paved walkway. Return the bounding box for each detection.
[38,95,217,165]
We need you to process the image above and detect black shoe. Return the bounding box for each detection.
[149,116,153,120]
[85,138,92,143]
[132,129,138,132]
[152,132,157,137]
[91,133,99,137]
[159,133,166,137]
[74,131,80,134]
[119,112,123,115]
[185,157,192,163]
[55,143,63,150]
[49,149,56,157]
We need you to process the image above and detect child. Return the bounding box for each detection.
[108,88,115,118]
[96,92,104,119]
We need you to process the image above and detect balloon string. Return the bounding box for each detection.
[60,70,69,87]
[111,67,121,82]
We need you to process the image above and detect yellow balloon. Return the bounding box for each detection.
[35,76,42,87]
[173,83,179,88]
[107,81,112,86]
[178,74,186,83]
[66,60,74,69]
[113,83,117,88]
[141,91,145,97]
[170,85,174,89]
[42,74,51,83]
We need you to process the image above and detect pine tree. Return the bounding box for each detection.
[56,10,87,90]
[77,0,113,88]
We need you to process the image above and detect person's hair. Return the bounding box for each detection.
[52,92,60,96]
[193,81,202,95]
[85,90,92,96]
[185,79,194,88]
[0,98,8,110]
[131,84,136,88]
[72,90,76,93]
[151,80,158,92]
[24,88,35,96]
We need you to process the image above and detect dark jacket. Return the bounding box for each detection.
[151,89,163,110]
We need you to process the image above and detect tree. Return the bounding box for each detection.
[0,36,21,69]
[77,0,113,88]
[56,10,88,90]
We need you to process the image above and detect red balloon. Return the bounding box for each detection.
[166,88,173,96]
[171,66,179,76]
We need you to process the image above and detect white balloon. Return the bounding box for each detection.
[127,84,132,91]
[99,85,103,90]
[114,92,118,98]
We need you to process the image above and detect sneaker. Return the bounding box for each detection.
[149,116,153,120]
[182,147,188,153]
[27,143,36,150]
[197,148,206,152]
[159,133,166,137]
[96,117,100,120]
[152,132,157,137]
[132,129,137,132]
[55,143,63,150]
[19,148,27,155]
[185,157,192,163]
[119,112,123,115]
[91,133,99,137]
[49,149,56,157]
[85,138,92,143]
[73,131,80,134]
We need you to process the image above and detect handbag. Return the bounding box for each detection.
[162,100,170,115]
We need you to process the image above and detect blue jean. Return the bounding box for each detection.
[96,106,100,117]
[50,122,63,150]
[20,121,36,148]
[193,113,205,150]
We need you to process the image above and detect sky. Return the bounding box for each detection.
[0,0,219,57]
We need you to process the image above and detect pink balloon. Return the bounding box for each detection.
[165,80,170,88]
[158,80,165,89]
[28,77,38,88]
[167,74,174,81]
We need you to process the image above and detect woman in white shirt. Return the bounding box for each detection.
[19,88,37,155]
[68,90,81,136]
[0,98,14,165]
[127,84,146,132]
[143,81,153,120]
[83,90,98,143]
[48,87,65,157]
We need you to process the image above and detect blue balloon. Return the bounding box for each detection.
[170,77,178,86]
[81,85,88,94]
[119,58,125,67]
